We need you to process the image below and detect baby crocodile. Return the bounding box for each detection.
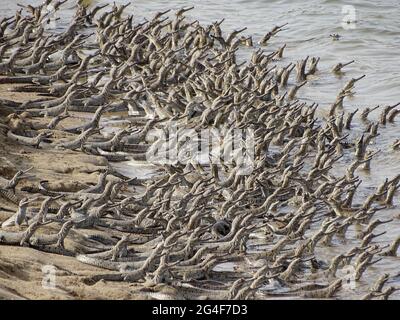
[7,130,51,148]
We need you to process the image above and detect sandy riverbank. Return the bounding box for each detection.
[0,86,148,300]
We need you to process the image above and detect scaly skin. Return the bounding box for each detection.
[6,131,50,148]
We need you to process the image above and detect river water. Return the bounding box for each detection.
[1,0,399,299]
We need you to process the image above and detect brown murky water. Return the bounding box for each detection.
[1,0,399,299]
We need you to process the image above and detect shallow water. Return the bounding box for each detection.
[5,0,399,169]
[2,0,399,299]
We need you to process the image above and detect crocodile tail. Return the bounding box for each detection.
[0,188,20,204]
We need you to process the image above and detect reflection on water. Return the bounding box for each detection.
[2,0,399,299]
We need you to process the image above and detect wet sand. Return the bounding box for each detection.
[0,80,156,299]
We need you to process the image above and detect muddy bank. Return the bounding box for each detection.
[0,99,140,299]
